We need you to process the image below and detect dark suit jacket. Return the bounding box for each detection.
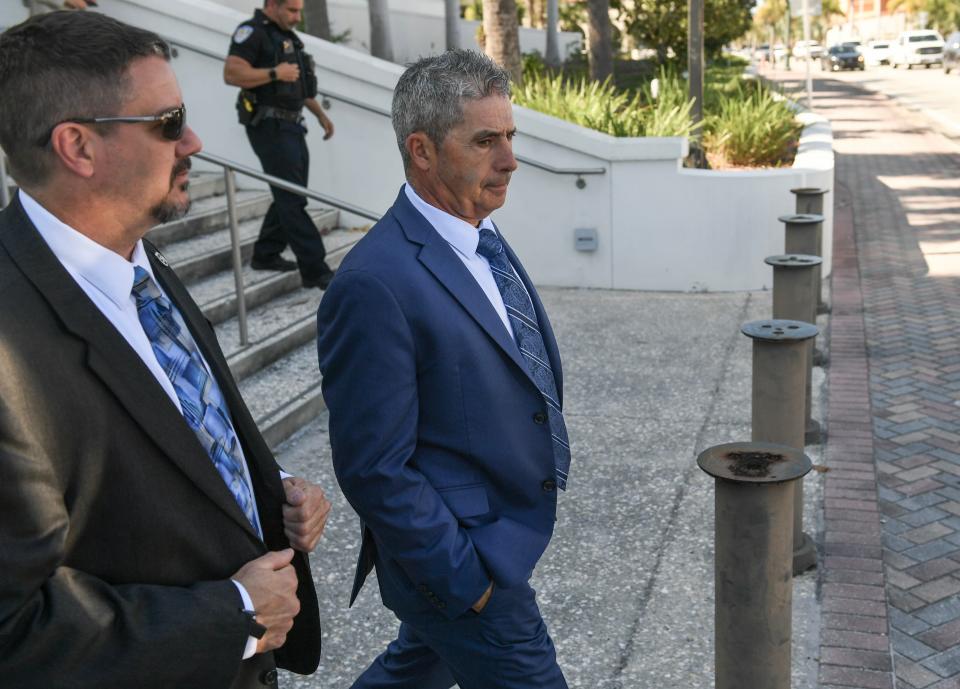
[0,196,321,689]
[316,188,563,620]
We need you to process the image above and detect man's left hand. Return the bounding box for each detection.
[281,477,331,552]
[319,116,334,141]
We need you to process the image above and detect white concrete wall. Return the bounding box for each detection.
[192,0,582,64]
[0,0,834,292]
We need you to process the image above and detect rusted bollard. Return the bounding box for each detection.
[699,440,812,689]
[765,255,824,446]
[742,319,819,575]
[779,213,827,367]
[791,188,830,317]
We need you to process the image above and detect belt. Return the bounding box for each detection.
[260,106,303,123]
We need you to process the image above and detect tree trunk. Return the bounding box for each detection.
[303,0,332,40]
[587,0,613,81]
[369,0,395,61]
[545,0,560,67]
[445,0,462,49]
[482,0,523,84]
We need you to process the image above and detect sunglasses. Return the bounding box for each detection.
[37,103,186,146]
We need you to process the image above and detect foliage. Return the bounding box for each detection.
[614,0,756,64]
[702,82,802,167]
[513,64,699,138]
[515,59,801,168]
[928,0,960,33]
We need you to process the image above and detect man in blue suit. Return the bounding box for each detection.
[316,50,571,689]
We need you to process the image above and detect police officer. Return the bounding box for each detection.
[224,0,336,289]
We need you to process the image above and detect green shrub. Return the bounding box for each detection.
[513,66,699,139]
[703,84,802,167]
[514,59,801,168]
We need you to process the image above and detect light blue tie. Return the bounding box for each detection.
[476,228,571,490]
[131,266,261,536]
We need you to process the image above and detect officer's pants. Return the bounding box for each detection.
[246,118,329,279]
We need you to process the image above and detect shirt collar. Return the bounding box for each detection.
[403,183,495,260]
[19,189,158,310]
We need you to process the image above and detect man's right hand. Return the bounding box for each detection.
[232,549,300,654]
[274,63,300,82]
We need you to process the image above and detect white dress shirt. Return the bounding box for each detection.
[404,183,519,339]
[20,189,260,659]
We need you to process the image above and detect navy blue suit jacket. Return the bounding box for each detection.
[317,188,564,620]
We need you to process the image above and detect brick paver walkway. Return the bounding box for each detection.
[779,72,960,688]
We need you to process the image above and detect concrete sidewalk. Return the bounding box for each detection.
[275,283,827,689]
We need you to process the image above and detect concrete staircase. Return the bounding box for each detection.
[147,171,366,448]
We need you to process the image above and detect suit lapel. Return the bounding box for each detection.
[0,198,260,541]
[390,191,540,391]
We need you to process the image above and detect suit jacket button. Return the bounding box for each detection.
[260,669,278,685]
[533,412,547,424]
[542,479,557,492]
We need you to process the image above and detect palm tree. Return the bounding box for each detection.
[545,0,560,67]
[587,0,613,81]
[303,0,332,40]
[482,0,523,83]
[369,0,395,60]
[446,0,462,49]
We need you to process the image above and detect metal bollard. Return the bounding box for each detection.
[790,187,827,216]
[699,440,812,689]
[764,255,824,446]
[779,213,827,366]
[781,208,829,317]
[742,319,819,575]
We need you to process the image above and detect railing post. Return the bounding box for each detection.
[223,168,249,347]
[699,440,812,689]
[0,153,10,209]
[790,188,830,316]
[742,319,819,575]
[765,254,824,446]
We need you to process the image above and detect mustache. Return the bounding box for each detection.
[171,157,192,183]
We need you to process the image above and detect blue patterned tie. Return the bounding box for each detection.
[476,229,571,490]
[131,266,261,536]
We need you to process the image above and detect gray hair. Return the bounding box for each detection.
[0,11,168,188]
[391,49,511,170]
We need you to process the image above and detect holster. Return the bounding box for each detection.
[236,89,259,126]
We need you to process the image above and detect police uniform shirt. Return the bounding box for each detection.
[229,9,306,111]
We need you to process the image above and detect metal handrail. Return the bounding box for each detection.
[194,151,379,347]
[0,153,9,209]
[164,34,607,186]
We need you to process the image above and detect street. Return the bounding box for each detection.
[766,58,960,139]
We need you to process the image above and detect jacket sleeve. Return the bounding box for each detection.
[316,269,491,618]
[0,383,252,689]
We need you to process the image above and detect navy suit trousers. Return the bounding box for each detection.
[350,582,567,689]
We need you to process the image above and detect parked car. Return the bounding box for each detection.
[891,30,944,69]
[822,43,865,71]
[945,31,960,74]
[793,40,824,59]
[754,43,771,60]
[864,40,892,65]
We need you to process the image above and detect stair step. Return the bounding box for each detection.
[193,226,363,324]
[226,313,315,382]
[147,190,270,247]
[260,388,325,450]
[163,207,340,284]
[216,284,322,361]
[187,172,226,202]
[239,341,323,433]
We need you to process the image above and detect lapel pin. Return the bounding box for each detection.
[153,250,169,267]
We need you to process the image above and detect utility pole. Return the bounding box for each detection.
[688,0,706,168]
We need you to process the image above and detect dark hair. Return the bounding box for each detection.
[0,11,169,187]
[392,49,511,171]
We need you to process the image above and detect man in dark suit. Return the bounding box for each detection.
[317,50,571,689]
[0,12,329,689]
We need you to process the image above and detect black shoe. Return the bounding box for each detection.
[302,270,335,290]
[251,255,297,272]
